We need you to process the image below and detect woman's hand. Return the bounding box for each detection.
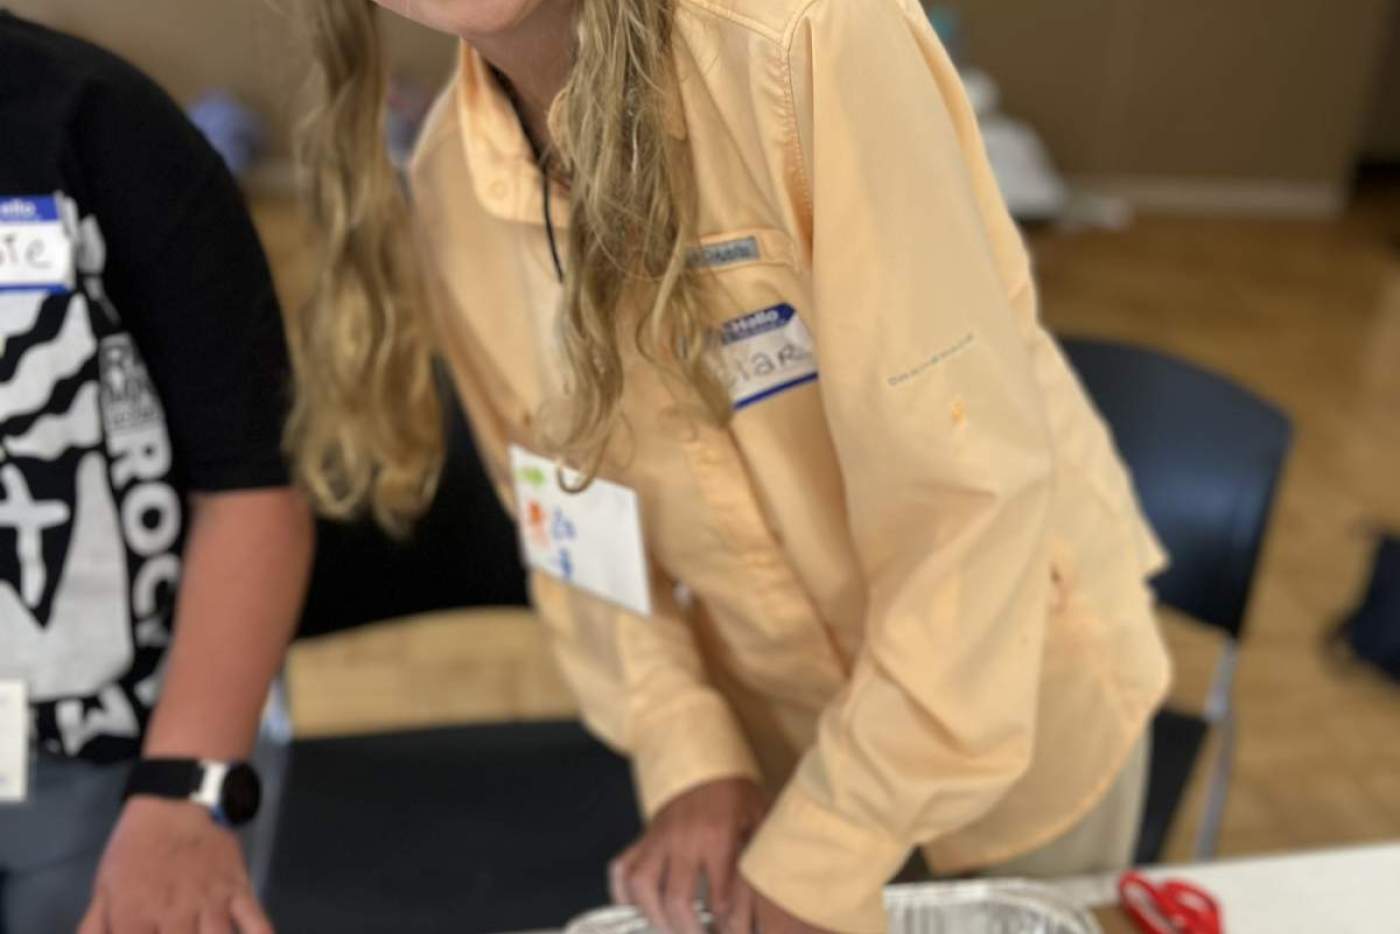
[78,797,271,934]
[723,877,836,934]
[610,777,767,934]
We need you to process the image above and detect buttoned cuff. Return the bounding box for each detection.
[740,783,909,933]
[632,696,761,819]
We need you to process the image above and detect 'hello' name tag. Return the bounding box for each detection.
[0,195,75,294]
[510,446,652,617]
[719,303,818,410]
[0,679,28,804]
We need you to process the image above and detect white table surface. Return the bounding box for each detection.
[1052,841,1400,933]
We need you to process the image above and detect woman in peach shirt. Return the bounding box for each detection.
[290,0,1171,931]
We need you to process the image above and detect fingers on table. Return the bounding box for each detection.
[614,836,735,934]
[197,906,237,934]
[723,880,757,934]
[625,843,672,931]
[610,843,641,906]
[661,850,705,934]
[77,894,107,934]
[229,891,274,934]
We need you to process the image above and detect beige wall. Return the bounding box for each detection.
[8,1,1393,195]
[1363,2,1400,160]
[5,0,456,155]
[941,0,1393,187]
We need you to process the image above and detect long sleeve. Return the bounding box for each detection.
[738,2,1056,928]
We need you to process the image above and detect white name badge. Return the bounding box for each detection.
[719,303,818,410]
[510,445,652,617]
[0,679,28,804]
[0,195,76,294]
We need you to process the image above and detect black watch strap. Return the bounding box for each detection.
[123,758,202,801]
[123,758,261,827]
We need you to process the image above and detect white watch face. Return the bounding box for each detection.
[186,760,260,826]
[190,760,230,810]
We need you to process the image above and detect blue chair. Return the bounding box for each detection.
[1059,337,1291,864]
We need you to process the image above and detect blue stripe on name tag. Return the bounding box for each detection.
[0,283,68,295]
[734,372,819,411]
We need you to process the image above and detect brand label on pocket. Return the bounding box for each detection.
[690,236,760,269]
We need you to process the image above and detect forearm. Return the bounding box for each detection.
[143,487,314,761]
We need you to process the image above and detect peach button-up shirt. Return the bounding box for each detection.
[410,0,1171,928]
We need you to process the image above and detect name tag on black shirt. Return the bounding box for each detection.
[0,195,74,295]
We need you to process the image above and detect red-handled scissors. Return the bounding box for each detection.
[1118,871,1223,934]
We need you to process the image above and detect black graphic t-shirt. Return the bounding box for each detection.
[0,14,290,763]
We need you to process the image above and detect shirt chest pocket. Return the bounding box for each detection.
[679,228,819,554]
[693,229,818,417]
[671,230,847,647]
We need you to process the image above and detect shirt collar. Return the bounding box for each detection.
[452,41,687,227]
[454,42,563,227]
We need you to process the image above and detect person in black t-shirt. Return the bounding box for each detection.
[0,14,312,933]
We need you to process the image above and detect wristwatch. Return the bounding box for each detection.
[123,758,262,827]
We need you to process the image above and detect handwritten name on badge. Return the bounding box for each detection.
[0,196,76,294]
[719,303,818,410]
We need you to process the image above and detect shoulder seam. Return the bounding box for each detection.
[678,0,830,51]
[678,0,784,44]
[778,0,822,220]
[672,0,823,226]
[780,0,824,50]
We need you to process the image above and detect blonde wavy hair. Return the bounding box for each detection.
[290,0,727,531]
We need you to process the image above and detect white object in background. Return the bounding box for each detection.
[957,68,1069,221]
[980,116,1070,222]
[961,67,1001,118]
[1058,191,1136,233]
[1051,843,1400,934]
[509,446,652,618]
[0,679,28,804]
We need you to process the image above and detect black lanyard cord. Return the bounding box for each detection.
[491,64,566,284]
[541,160,565,284]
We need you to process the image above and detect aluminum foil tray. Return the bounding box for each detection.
[564,879,1101,934]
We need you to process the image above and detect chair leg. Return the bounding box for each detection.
[1192,706,1235,861]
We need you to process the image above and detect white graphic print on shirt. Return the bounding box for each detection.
[0,193,180,760]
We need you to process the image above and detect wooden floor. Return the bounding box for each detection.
[251,179,1400,866]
